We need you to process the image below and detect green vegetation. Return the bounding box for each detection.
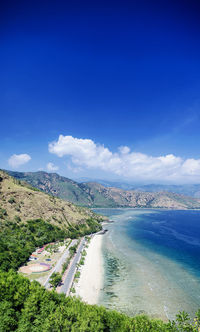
[45,243,60,253]
[0,219,67,272]
[79,257,85,265]
[8,197,15,204]
[61,240,80,275]
[2,170,200,330]
[6,169,200,209]
[82,249,87,256]
[6,169,94,206]
[67,218,102,239]
[1,270,200,331]
[65,239,72,248]
[69,244,77,255]
[14,215,21,222]
[0,217,102,273]
[61,258,71,275]
[70,286,76,294]
[74,271,81,279]
[0,169,102,274]
[0,170,105,231]
[49,272,62,289]
[0,208,7,216]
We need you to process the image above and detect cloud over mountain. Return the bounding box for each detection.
[49,135,200,183]
[8,154,31,168]
[47,162,59,172]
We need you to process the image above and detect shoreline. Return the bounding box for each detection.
[93,207,200,211]
[75,234,104,304]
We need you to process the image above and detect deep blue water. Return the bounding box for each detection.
[94,209,200,319]
[124,210,200,277]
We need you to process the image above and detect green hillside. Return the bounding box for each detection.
[0,170,104,228]
[6,170,92,205]
[0,170,104,272]
[1,270,200,331]
[6,170,200,209]
[1,170,200,331]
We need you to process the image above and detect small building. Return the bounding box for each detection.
[29,256,37,261]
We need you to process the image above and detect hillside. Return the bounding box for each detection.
[5,170,200,209]
[0,170,104,272]
[132,184,200,198]
[79,178,200,198]
[83,182,200,209]
[6,170,93,206]
[1,171,200,331]
[2,270,196,332]
[0,170,104,229]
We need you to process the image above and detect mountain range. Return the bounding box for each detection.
[0,170,104,231]
[5,170,200,209]
[77,178,200,198]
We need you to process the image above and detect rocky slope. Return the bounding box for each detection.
[7,170,92,206]
[0,170,104,229]
[5,170,200,209]
[79,179,200,198]
[131,184,200,198]
[85,182,200,209]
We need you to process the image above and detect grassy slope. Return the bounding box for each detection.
[1,170,200,331]
[0,170,104,229]
[7,170,92,206]
[5,170,200,209]
[0,170,103,272]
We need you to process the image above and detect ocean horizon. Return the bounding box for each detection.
[94,208,200,321]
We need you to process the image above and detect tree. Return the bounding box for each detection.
[49,272,62,289]
[0,300,17,331]
[69,245,77,255]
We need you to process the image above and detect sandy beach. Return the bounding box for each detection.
[75,234,103,304]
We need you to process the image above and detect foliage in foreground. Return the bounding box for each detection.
[1,270,200,332]
[49,272,62,289]
[0,219,67,272]
[0,217,101,272]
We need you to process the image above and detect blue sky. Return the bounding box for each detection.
[1,0,200,183]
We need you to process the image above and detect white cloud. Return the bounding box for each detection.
[47,162,59,172]
[181,159,200,175]
[8,154,31,168]
[49,135,200,183]
[118,146,130,154]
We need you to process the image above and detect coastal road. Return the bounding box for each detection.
[60,238,85,296]
[44,239,77,289]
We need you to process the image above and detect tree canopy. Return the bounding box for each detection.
[1,270,200,331]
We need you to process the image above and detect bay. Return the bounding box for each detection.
[94,209,200,321]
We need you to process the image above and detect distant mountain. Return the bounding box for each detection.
[5,170,200,209]
[83,181,200,209]
[131,184,200,198]
[77,178,135,190]
[78,179,200,198]
[77,179,200,197]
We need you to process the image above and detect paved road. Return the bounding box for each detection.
[44,239,77,289]
[60,238,85,296]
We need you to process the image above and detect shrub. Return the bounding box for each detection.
[14,216,21,223]
[49,272,62,289]
[8,197,15,204]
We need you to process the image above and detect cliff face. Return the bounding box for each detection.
[5,170,200,209]
[0,171,104,229]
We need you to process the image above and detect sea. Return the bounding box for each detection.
[94,209,200,321]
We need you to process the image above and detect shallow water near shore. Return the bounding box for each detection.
[94,209,200,320]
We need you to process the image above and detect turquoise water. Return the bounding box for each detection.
[94,209,200,320]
